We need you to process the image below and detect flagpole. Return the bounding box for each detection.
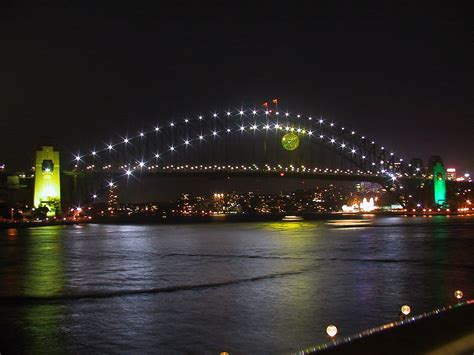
[272,99,279,112]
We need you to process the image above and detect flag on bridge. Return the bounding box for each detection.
[272,98,279,111]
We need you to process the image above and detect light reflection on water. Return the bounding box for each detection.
[326,219,374,228]
[0,216,473,353]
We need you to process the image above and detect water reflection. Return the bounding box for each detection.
[25,228,65,353]
[326,219,373,228]
[22,304,65,353]
[0,227,65,353]
[7,228,18,238]
[23,230,65,297]
[260,221,318,236]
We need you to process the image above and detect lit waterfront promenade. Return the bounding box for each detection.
[299,301,474,354]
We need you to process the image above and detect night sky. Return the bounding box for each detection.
[1,1,472,171]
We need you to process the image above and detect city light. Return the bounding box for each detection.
[326,325,338,338]
[401,305,411,316]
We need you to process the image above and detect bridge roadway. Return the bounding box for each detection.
[65,169,474,191]
[65,168,394,184]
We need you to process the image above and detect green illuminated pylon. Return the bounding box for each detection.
[433,161,446,206]
[33,146,61,217]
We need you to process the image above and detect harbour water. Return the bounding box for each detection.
[0,216,472,353]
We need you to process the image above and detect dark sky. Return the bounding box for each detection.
[1,1,473,171]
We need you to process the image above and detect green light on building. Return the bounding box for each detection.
[433,161,446,206]
[33,146,61,217]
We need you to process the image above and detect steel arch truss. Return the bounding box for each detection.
[71,109,412,191]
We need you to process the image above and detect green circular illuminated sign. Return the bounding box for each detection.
[281,132,300,151]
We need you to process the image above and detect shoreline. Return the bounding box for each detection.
[1,212,473,230]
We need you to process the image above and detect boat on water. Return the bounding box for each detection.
[282,215,304,221]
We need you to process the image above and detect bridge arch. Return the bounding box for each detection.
[69,108,421,201]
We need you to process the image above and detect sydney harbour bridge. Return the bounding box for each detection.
[33,106,461,214]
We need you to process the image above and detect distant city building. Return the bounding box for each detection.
[176,193,208,216]
[107,184,119,214]
[446,168,456,180]
[359,181,382,193]
[213,193,225,214]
